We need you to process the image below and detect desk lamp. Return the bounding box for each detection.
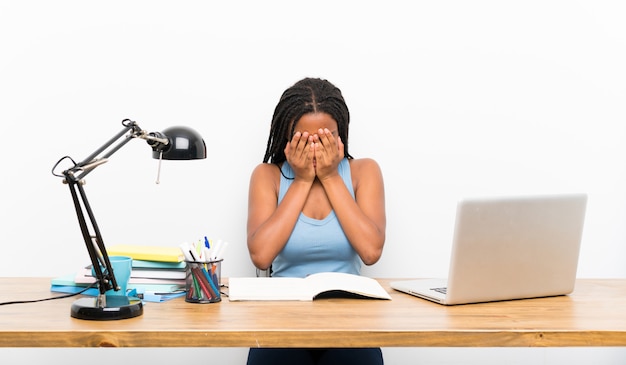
[52,119,206,320]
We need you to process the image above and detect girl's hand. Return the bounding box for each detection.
[313,128,344,181]
[284,131,316,182]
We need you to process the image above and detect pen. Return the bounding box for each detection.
[189,269,203,300]
[188,249,197,261]
[213,240,229,261]
[202,247,212,262]
[196,239,202,259]
[211,262,219,287]
[179,242,194,261]
[191,265,214,299]
[201,266,220,299]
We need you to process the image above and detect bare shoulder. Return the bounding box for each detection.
[251,162,279,176]
[349,157,382,175]
[250,162,281,190]
[348,158,384,189]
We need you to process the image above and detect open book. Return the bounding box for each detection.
[228,272,391,301]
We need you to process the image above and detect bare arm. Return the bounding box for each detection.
[246,132,315,269]
[319,159,386,265]
[314,129,386,265]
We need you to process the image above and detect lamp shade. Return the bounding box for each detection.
[151,126,207,160]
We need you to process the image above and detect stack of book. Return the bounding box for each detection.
[51,244,187,302]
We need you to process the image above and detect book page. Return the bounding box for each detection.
[306,272,391,300]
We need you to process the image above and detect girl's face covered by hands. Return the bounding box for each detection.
[285,112,343,180]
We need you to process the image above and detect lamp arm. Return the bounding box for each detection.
[57,119,169,307]
[72,119,168,181]
[74,121,138,170]
[64,175,115,300]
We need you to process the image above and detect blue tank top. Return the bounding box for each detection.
[271,158,362,278]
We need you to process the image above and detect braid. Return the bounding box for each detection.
[262,78,352,165]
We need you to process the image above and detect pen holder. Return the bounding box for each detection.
[185,259,222,303]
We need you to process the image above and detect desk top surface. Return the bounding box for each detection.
[1,278,625,348]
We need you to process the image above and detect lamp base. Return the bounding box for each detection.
[70,295,143,320]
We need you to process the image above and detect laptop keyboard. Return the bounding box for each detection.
[431,287,447,294]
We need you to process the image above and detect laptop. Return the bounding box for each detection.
[390,193,587,305]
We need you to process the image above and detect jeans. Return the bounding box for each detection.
[246,348,384,365]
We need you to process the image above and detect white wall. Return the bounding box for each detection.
[1,1,625,363]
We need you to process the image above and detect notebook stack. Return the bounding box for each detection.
[51,244,187,302]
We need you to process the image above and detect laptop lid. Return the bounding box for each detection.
[391,193,587,305]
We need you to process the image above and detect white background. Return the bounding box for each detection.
[1,1,625,363]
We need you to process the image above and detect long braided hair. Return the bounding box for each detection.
[262,78,353,165]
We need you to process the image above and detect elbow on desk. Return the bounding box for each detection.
[248,251,274,271]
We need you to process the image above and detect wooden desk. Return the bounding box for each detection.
[1,278,625,348]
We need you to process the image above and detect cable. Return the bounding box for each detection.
[0,282,98,306]
[51,155,77,177]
